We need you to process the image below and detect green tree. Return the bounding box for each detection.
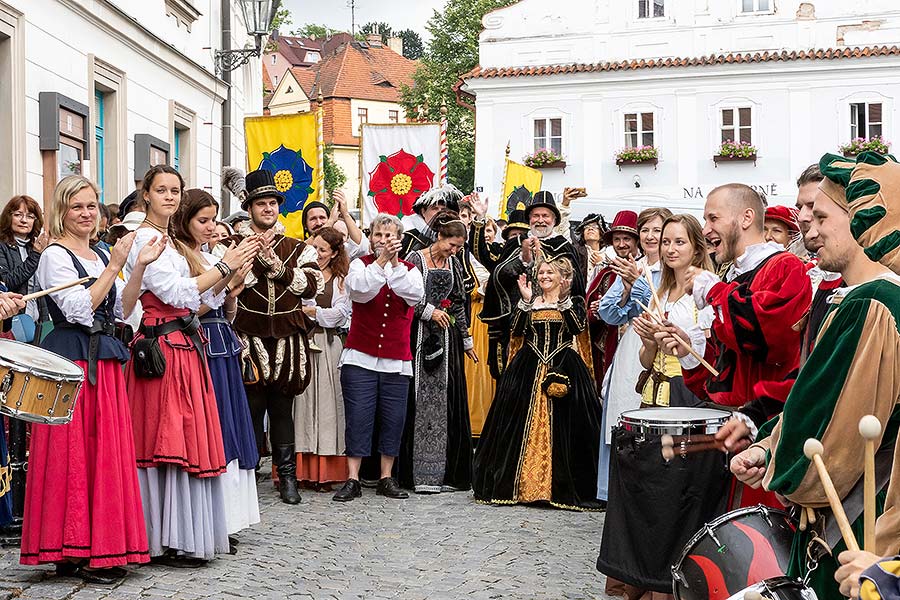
[395,29,424,60]
[293,23,331,39]
[270,6,293,31]
[323,145,347,200]
[400,0,516,192]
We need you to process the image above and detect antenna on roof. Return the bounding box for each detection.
[348,0,357,36]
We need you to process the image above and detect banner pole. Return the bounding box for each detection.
[358,123,365,227]
[317,93,325,202]
[439,104,449,185]
[499,141,510,217]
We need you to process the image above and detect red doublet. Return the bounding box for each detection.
[344,255,416,361]
[692,252,811,410]
[586,267,619,387]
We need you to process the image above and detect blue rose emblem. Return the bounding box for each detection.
[258,144,315,215]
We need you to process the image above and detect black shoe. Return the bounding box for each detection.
[150,553,208,569]
[359,478,379,488]
[278,475,302,505]
[75,566,125,585]
[376,477,408,499]
[332,479,362,502]
[56,561,79,577]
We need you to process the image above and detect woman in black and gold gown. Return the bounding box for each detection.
[473,256,602,511]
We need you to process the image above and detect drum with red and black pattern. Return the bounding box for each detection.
[672,505,797,600]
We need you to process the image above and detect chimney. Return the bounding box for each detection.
[387,36,404,56]
[365,33,382,46]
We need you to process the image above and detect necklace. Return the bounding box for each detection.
[427,247,447,269]
[143,218,168,233]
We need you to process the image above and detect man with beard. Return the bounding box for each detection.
[585,210,638,391]
[795,164,844,360]
[331,214,424,502]
[670,184,810,440]
[518,191,585,296]
[226,169,324,505]
[729,152,900,600]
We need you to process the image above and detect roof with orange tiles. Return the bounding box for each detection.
[462,45,900,81]
[262,64,274,108]
[290,41,418,103]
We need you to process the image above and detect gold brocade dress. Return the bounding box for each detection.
[472,296,603,510]
[466,290,496,437]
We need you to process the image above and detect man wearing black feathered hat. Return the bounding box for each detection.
[222,168,324,506]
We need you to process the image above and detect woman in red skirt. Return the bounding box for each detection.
[125,165,258,566]
[21,175,163,583]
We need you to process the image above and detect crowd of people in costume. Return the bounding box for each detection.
[0,151,896,600]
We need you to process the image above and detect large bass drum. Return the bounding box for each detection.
[673,505,797,600]
[0,339,83,425]
[598,407,732,593]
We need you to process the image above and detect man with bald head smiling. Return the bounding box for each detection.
[668,184,811,448]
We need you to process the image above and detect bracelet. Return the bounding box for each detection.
[215,261,232,278]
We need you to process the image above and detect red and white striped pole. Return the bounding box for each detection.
[439,104,448,185]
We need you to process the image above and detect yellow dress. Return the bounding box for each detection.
[466,258,497,437]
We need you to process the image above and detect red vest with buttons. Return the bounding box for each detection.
[344,254,416,361]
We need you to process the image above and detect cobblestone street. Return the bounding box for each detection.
[0,470,611,599]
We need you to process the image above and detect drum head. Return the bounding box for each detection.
[0,339,83,379]
[621,407,731,425]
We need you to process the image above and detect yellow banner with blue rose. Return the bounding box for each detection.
[244,112,321,239]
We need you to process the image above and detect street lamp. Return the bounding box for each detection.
[215,0,282,75]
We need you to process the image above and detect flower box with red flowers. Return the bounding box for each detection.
[615,146,659,170]
[839,136,891,158]
[523,149,566,170]
[713,141,758,166]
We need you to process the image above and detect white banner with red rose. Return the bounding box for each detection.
[360,123,441,226]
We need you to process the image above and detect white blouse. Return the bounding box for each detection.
[314,278,351,329]
[659,291,714,371]
[37,245,125,327]
[125,228,219,312]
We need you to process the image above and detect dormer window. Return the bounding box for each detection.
[306,51,321,63]
[638,0,664,19]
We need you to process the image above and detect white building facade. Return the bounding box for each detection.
[0,0,264,215]
[460,0,900,219]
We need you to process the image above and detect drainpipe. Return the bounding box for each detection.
[221,0,233,215]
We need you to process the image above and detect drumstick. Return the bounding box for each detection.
[803,438,860,552]
[636,300,720,377]
[642,263,663,318]
[21,277,91,302]
[799,506,808,531]
[807,506,817,525]
[859,415,882,553]
[661,434,726,460]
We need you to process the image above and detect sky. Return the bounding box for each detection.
[280,0,446,39]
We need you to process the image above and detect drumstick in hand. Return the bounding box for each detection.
[642,263,664,318]
[21,277,91,302]
[636,300,719,377]
[803,438,860,552]
[859,415,882,553]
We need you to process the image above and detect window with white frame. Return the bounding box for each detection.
[389,109,399,123]
[721,107,752,144]
[624,112,655,148]
[741,0,771,12]
[850,102,883,140]
[638,0,665,19]
[533,117,562,154]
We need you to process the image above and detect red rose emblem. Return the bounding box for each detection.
[440,299,452,309]
[367,149,435,217]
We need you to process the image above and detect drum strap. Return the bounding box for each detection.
[814,444,893,556]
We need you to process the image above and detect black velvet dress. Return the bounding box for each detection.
[473,295,603,510]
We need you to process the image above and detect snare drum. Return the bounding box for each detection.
[0,339,83,425]
[673,506,797,600]
[597,407,732,592]
[620,407,731,438]
[726,577,818,600]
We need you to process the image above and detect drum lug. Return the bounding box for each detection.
[0,372,11,397]
[705,524,723,551]
[759,505,774,527]
[16,374,29,409]
[48,381,63,417]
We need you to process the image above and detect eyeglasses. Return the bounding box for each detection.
[12,213,36,221]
